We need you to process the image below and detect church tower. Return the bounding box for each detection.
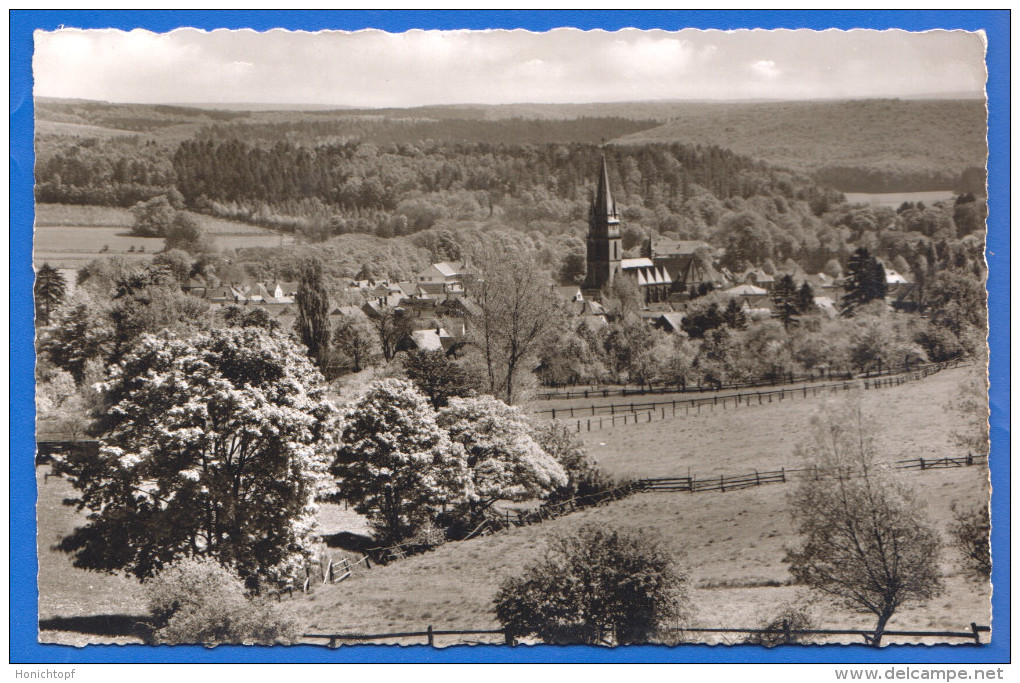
[582,155,622,298]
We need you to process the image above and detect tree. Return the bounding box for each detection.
[402,348,477,408]
[784,403,943,646]
[332,311,381,374]
[948,504,991,580]
[771,274,800,331]
[34,263,67,327]
[109,265,211,358]
[152,249,194,284]
[795,281,816,314]
[38,293,114,384]
[331,379,471,544]
[722,297,748,330]
[372,307,411,363]
[531,420,613,501]
[219,304,279,332]
[681,302,723,339]
[473,248,558,404]
[437,396,566,516]
[164,212,212,254]
[294,258,331,367]
[130,195,175,237]
[841,248,888,316]
[146,557,298,645]
[56,327,337,590]
[494,524,690,645]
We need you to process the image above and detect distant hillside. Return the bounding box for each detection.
[613,99,987,193]
[34,96,988,193]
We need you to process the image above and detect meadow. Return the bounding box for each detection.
[35,364,991,646]
[33,203,292,269]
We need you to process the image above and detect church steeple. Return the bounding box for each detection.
[582,154,623,297]
[590,154,620,229]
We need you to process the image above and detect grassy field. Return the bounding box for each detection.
[577,366,976,480]
[35,365,991,646]
[33,203,293,269]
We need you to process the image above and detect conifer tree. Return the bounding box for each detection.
[294,258,331,367]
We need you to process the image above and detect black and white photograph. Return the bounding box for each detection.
[29,23,992,650]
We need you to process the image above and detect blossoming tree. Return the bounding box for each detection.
[57,327,337,590]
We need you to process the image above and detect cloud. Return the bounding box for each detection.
[32,27,987,106]
[751,59,780,79]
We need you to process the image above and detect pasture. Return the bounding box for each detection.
[33,203,292,269]
[843,191,957,208]
[34,364,991,646]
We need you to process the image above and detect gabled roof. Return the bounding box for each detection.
[621,257,655,269]
[433,261,461,277]
[724,284,769,297]
[650,239,712,257]
[410,328,453,352]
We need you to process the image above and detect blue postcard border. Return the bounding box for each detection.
[9,10,1010,664]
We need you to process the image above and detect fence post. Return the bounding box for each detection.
[427,625,434,647]
[782,619,792,645]
[920,458,926,470]
[505,630,514,646]
[755,470,760,486]
[552,409,556,419]
[781,467,785,483]
[720,474,725,493]
[324,558,333,584]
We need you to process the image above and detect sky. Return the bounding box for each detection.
[33,28,987,107]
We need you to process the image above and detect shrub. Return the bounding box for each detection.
[146,558,299,645]
[494,523,690,645]
[744,604,816,647]
[531,420,615,502]
[949,503,991,579]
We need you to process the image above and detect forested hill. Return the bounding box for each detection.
[614,99,987,194]
[35,97,987,193]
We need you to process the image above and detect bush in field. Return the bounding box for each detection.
[130,195,175,237]
[744,604,816,647]
[949,504,991,580]
[147,558,298,645]
[494,523,690,645]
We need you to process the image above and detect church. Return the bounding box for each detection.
[581,156,671,304]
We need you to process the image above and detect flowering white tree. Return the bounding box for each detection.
[331,379,472,544]
[438,396,567,512]
[56,327,337,590]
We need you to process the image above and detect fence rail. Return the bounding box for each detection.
[536,359,959,401]
[541,360,958,430]
[302,623,990,647]
[639,454,988,494]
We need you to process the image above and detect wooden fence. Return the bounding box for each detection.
[541,360,958,429]
[536,359,956,401]
[639,454,988,494]
[304,452,985,592]
[302,622,990,647]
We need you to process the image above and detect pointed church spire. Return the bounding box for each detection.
[591,154,619,225]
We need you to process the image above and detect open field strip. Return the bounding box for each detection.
[581,365,977,479]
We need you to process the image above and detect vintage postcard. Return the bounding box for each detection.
[21,15,1000,659]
